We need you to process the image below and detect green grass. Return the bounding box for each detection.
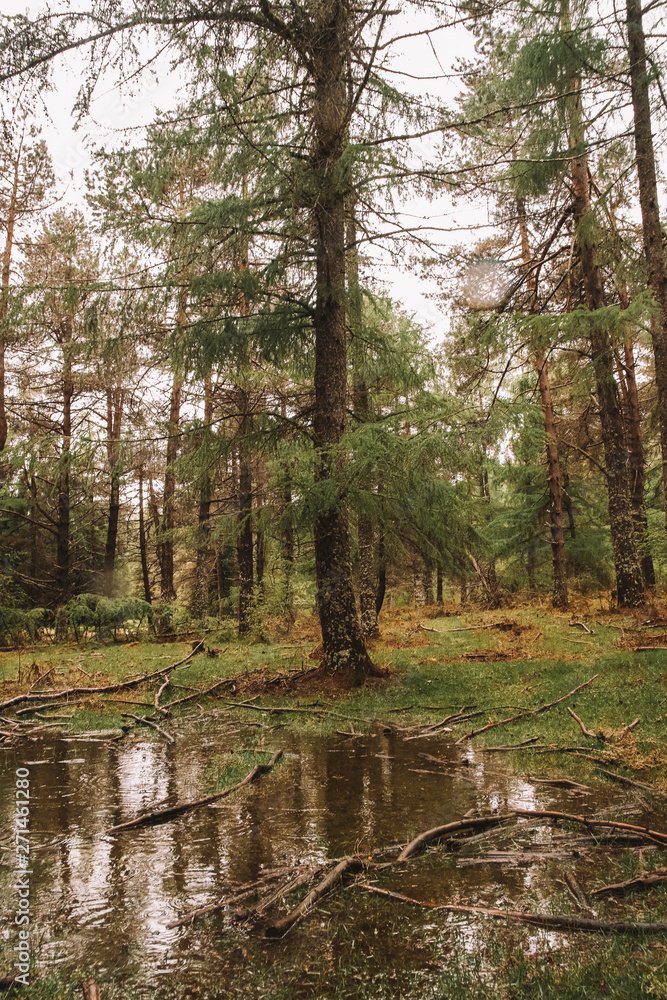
[2,608,667,777]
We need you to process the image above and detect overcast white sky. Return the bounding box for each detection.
[2,3,488,336]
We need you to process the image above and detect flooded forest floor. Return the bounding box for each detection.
[1,601,667,999]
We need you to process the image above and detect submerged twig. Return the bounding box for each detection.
[354,884,667,934]
[121,712,174,743]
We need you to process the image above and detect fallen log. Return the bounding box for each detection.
[455,674,599,744]
[0,641,205,713]
[354,884,667,934]
[105,749,282,834]
[264,857,362,939]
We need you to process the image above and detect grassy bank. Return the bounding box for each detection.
[1,604,666,784]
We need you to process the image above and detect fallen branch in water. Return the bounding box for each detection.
[597,768,667,797]
[514,808,667,848]
[0,641,205,713]
[166,865,323,929]
[353,884,667,934]
[105,749,282,835]
[121,712,174,743]
[590,869,667,897]
[455,675,598,744]
[397,814,514,861]
[264,857,362,938]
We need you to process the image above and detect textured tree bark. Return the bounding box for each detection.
[561,8,644,606]
[159,369,181,604]
[236,391,254,636]
[348,213,379,638]
[191,377,213,619]
[626,0,667,542]
[311,2,374,678]
[614,333,655,586]
[413,555,426,610]
[535,349,569,607]
[158,276,187,605]
[55,316,73,605]
[375,537,387,617]
[281,480,295,621]
[102,388,123,597]
[255,461,265,601]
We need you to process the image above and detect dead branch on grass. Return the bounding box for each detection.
[0,641,205,713]
[455,675,599,744]
[569,621,594,634]
[618,718,640,738]
[597,768,667,797]
[590,870,667,896]
[567,707,603,740]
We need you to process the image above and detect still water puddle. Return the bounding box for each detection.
[0,716,651,994]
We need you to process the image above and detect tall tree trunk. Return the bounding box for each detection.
[436,564,443,606]
[236,393,254,636]
[413,555,426,610]
[517,196,569,608]
[375,530,387,618]
[138,470,152,604]
[103,388,123,596]
[55,317,73,605]
[626,0,667,546]
[613,333,655,586]
[348,212,379,638]
[191,377,213,619]
[282,481,295,622]
[562,2,644,605]
[159,369,181,603]
[255,458,265,602]
[311,3,374,677]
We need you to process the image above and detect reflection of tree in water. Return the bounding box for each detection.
[0,728,619,984]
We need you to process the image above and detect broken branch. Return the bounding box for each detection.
[264,857,362,938]
[105,749,282,835]
[455,675,599,744]
[354,884,667,934]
